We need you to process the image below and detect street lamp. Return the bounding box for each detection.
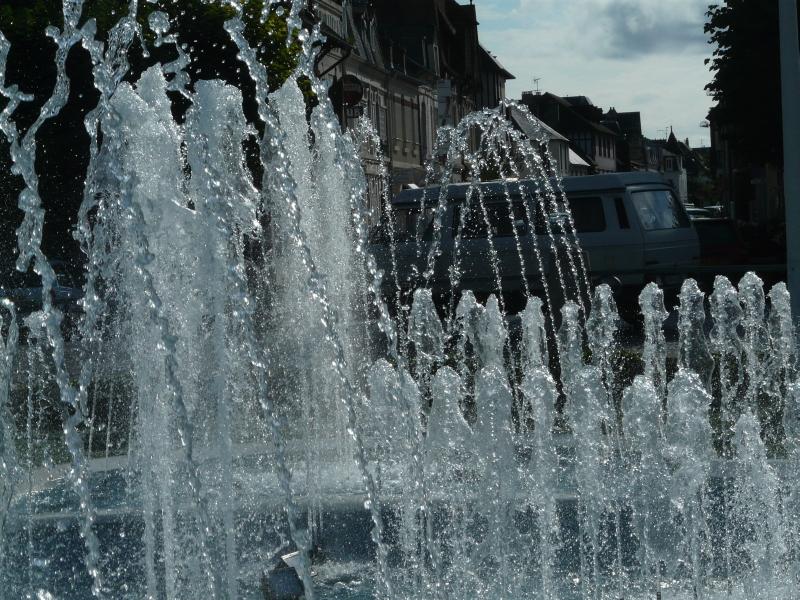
[779,0,800,322]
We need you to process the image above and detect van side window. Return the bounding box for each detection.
[394,207,436,241]
[630,190,690,230]
[614,197,630,229]
[566,196,606,232]
[452,200,528,239]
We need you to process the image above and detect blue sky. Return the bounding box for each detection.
[474,0,716,146]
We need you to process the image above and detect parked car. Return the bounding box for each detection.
[685,207,712,220]
[370,172,700,312]
[704,204,726,217]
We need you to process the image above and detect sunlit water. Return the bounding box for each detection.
[0,2,798,599]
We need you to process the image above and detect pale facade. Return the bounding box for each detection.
[314,0,436,215]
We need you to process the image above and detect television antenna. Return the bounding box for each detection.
[656,125,674,139]
[532,77,542,94]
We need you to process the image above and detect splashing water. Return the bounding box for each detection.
[0,2,798,600]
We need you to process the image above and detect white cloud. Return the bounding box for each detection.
[586,0,709,58]
[475,0,715,145]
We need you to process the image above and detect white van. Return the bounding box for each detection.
[562,172,700,298]
[371,172,699,310]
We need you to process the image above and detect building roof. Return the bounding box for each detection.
[538,93,618,137]
[603,109,643,137]
[561,171,671,193]
[580,117,617,137]
[617,112,643,135]
[569,149,590,168]
[509,106,567,143]
[563,95,595,107]
[478,44,515,80]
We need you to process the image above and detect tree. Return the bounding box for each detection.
[704,0,799,166]
[0,1,302,266]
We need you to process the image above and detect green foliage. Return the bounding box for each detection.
[0,2,62,41]
[0,1,301,90]
[0,0,304,264]
[704,1,799,166]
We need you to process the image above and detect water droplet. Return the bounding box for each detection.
[148,11,171,36]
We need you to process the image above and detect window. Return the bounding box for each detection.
[567,196,606,232]
[394,206,436,242]
[631,190,690,231]
[2,269,40,289]
[614,197,630,229]
[420,107,427,159]
[393,96,402,141]
[378,106,388,143]
[400,94,407,151]
[412,103,419,150]
[452,198,528,239]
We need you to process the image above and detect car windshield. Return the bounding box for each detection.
[630,189,690,230]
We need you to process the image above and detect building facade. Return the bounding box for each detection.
[312,0,514,208]
[313,0,437,216]
[476,45,514,110]
[509,105,570,177]
[521,92,618,174]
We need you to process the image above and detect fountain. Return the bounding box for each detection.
[0,2,798,599]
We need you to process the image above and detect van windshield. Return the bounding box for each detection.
[630,190,690,231]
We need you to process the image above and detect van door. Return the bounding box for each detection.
[566,193,646,290]
[451,192,529,296]
[627,187,700,287]
[390,204,437,290]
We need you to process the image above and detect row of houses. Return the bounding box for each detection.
[311,0,515,217]
[307,0,708,214]
[516,91,711,205]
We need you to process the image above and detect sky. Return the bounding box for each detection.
[474,0,717,147]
